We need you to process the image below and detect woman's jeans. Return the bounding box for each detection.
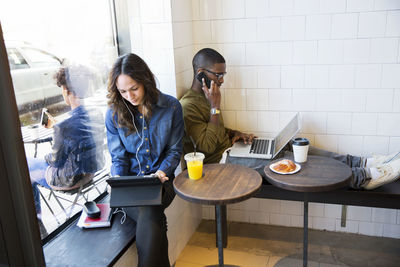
[226,145,367,189]
[124,180,176,267]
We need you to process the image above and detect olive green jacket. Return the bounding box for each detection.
[180,89,232,166]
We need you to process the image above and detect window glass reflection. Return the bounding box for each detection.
[0,0,117,239]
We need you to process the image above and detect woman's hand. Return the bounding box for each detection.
[155,170,169,183]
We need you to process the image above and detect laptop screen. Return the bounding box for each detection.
[273,113,300,155]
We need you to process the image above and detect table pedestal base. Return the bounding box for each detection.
[303,194,308,267]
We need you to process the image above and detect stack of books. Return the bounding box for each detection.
[77,203,113,228]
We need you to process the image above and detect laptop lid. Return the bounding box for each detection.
[272,112,300,157]
[106,176,162,208]
[229,112,300,159]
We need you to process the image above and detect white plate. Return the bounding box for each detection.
[269,162,301,175]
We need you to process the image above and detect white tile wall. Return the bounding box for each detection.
[312,217,336,231]
[386,11,400,36]
[355,65,382,88]
[257,66,281,88]
[351,113,378,135]
[293,0,319,15]
[347,0,374,12]
[358,11,387,38]
[257,17,281,42]
[343,39,371,64]
[306,15,331,40]
[281,65,305,88]
[335,219,359,233]
[370,38,399,63]
[246,89,268,110]
[382,64,400,88]
[363,136,390,155]
[245,0,268,18]
[167,0,400,240]
[318,40,344,64]
[359,221,384,236]
[329,65,355,89]
[281,16,306,40]
[293,41,318,64]
[331,13,358,39]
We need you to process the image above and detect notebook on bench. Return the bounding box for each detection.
[229,113,300,160]
[106,175,162,208]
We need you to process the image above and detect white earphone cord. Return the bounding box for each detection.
[122,99,145,175]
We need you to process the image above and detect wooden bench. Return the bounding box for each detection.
[255,179,400,210]
[43,195,137,266]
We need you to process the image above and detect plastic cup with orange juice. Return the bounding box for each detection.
[184,152,205,180]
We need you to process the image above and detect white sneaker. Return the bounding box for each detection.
[363,159,400,190]
[368,152,400,168]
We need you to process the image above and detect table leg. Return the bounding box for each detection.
[215,205,224,267]
[215,205,227,248]
[34,142,38,158]
[303,194,308,267]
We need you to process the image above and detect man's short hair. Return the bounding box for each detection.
[192,48,225,74]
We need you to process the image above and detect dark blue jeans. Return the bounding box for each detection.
[226,145,367,189]
[27,157,51,215]
[124,180,175,267]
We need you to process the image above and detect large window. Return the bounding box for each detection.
[0,0,117,242]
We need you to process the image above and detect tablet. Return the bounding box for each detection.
[106,175,162,207]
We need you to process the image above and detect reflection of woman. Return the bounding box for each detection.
[106,53,183,267]
[28,66,104,237]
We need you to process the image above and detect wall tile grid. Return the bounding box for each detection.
[188,0,400,238]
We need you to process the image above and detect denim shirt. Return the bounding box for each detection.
[105,93,184,178]
[45,105,105,187]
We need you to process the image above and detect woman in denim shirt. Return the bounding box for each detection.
[106,53,184,267]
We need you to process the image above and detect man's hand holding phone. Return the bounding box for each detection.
[201,77,221,111]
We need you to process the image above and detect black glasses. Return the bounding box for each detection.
[204,69,227,80]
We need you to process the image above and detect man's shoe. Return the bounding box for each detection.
[363,159,400,190]
[369,152,400,167]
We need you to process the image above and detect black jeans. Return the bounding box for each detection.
[124,180,175,267]
[226,145,367,189]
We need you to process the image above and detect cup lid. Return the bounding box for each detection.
[292,137,309,146]
[184,152,205,161]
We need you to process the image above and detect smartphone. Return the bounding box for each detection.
[196,72,211,88]
[40,108,49,127]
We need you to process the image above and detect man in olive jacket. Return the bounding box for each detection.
[180,48,254,167]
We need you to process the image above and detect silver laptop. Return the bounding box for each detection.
[229,113,300,159]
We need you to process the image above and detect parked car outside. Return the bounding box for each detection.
[6,41,63,113]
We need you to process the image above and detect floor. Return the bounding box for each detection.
[175,220,400,267]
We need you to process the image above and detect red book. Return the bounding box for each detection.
[77,203,113,228]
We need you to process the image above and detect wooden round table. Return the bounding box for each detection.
[174,163,262,267]
[264,155,352,267]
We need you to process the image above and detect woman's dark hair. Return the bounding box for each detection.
[107,53,160,134]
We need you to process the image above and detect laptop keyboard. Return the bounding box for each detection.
[250,139,272,155]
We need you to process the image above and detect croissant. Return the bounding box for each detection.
[273,159,296,173]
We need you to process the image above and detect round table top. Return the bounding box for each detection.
[264,155,352,193]
[173,163,262,205]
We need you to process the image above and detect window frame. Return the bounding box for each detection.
[0,0,131,264]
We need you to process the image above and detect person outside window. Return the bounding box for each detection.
[28,65,105,238]
[105,53,183,267]
[180,48,400,190]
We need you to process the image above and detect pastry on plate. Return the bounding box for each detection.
[272,159,296,173]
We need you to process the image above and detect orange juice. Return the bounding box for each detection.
[187,160,203,180]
